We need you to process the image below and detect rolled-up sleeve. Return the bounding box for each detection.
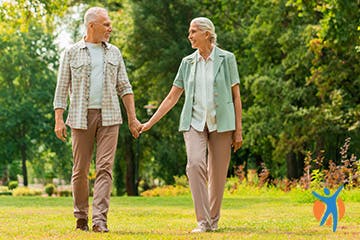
[173,60,185,88]
[53,50,71,109]
[116,52,133,97]
[229,53,240,86]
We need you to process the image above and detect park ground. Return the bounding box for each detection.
[0,192,360,240]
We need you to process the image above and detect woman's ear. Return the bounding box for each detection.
[205,31,210,40]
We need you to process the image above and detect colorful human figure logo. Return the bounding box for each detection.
[312,185,345,232]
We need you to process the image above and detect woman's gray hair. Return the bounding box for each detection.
[84,7,108,29]
[191,17,217,45]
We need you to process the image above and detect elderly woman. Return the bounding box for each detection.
[141,17,243,232]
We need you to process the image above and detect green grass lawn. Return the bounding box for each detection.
[0,193,359,240]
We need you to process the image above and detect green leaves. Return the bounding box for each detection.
[0,1,71,185]
[1,0,358,187]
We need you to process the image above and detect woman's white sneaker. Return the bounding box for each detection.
[191,223,211,233]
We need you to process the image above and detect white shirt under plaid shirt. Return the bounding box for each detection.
[53,39,133,129]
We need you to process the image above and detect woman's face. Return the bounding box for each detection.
[188,22,209,49]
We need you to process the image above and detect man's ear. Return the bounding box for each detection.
[88,22,95,30]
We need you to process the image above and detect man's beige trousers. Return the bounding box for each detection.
[183,127,232,227]
[71,110,119,225]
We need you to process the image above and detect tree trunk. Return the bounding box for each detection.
[286,152,297,179]
[1,166,9,186]
[296,152,305,177]
[286,151,304,179]
[124,136,138,196]
[21,143,28,186]
[114,153,125,196]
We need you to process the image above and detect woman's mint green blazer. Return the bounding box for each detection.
[173,47,240,132]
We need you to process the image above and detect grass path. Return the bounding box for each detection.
[0,194,359,239]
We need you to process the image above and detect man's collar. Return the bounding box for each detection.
[79,37,110,49]
[102,41,110,49]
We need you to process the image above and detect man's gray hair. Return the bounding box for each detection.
[84,7,108,28]
[191,17,217,45]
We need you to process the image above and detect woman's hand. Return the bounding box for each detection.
[232,130,243,152]
[140,121,152,133]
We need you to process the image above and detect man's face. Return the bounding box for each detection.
[91,12,112,42]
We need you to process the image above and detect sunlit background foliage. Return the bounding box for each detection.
[0,0,359,195]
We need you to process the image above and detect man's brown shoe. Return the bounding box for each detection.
[76,218,89,231]
[92,222,109,233]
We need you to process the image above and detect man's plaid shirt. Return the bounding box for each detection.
[53,39,133,129]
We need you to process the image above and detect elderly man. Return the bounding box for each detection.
[53,7,140,232]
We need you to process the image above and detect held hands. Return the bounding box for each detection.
[139,121,152,134]
[129,120,152,138]
[129,118,142,139]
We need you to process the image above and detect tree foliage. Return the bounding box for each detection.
[0,1,71,185]
[120,0,360,182]
[0,0,358,192]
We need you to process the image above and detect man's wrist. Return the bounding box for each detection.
[128,117,137,123]
[55,119,64,124]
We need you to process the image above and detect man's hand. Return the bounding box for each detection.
[54,120,67,142]
[129,118,142,139]
[54,109,67,142]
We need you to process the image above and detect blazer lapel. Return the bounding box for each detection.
[213,47,225,81]
[185,51,197,83]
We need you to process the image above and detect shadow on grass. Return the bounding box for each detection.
[92,226,348,238]
[216,225,360,238]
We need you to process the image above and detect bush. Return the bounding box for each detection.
[141,185,190,197]
[45,183,56,196]
[341,188,360,202]
[58,189,72,197]
[0,192,12,196]
[56,185,72,197]
[233,138,359,193]
[8,181,18,190]
[0,186,12,196]
[225,177,241,194]
[173,175,188,188]
[12,187,42,196]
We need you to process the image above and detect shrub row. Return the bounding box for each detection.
[141,139,359,199]
[0,184,72,197]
